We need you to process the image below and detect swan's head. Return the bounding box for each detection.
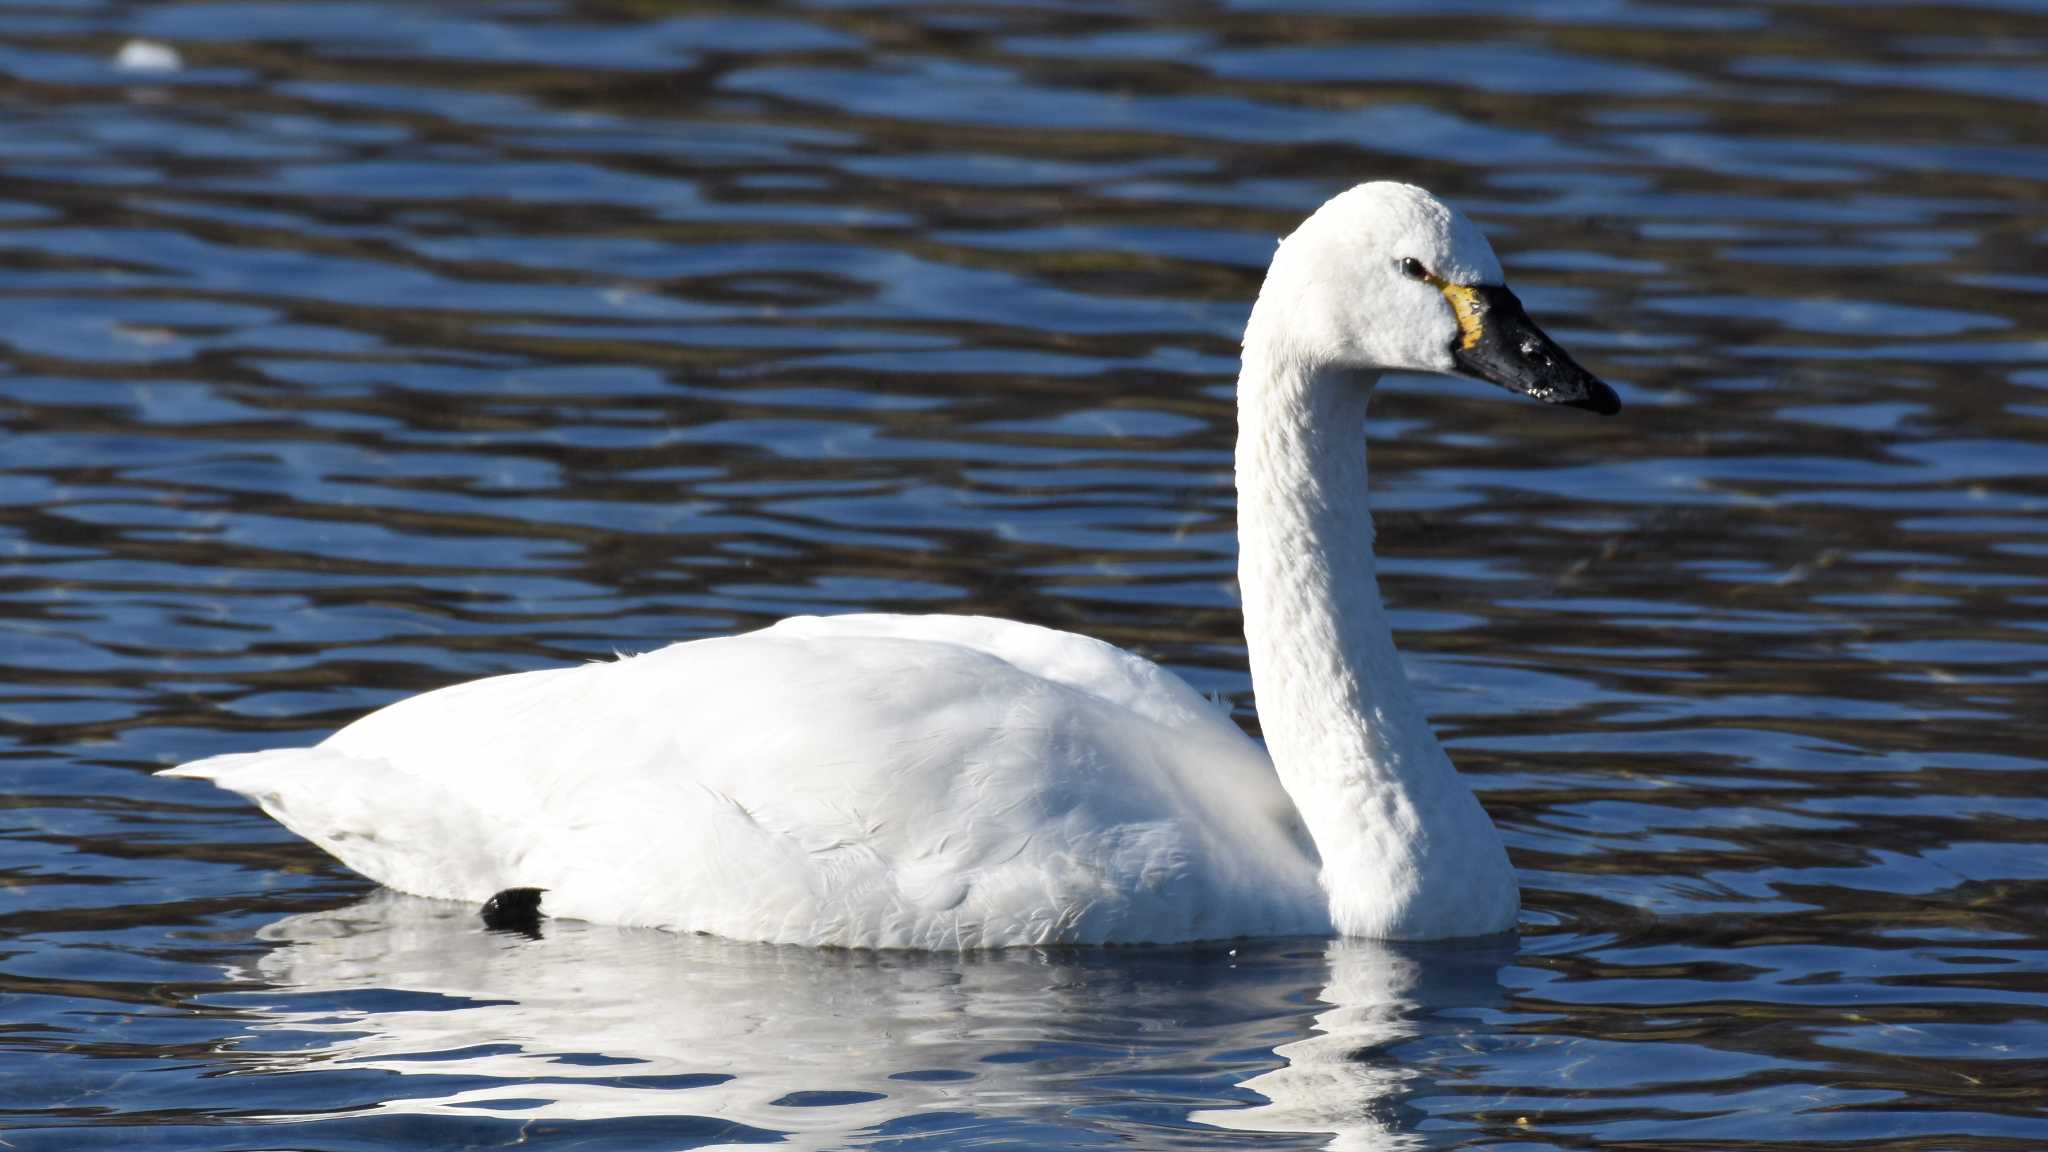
[1253,182,1619,414]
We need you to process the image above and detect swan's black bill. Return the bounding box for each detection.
[481,887,545,938]
[1449,284,1620,415]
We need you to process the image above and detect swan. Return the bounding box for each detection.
[163,182,1619,948]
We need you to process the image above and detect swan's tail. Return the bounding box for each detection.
[160,749,506,903]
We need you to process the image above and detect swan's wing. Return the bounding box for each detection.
[760,614,1241,737]
[164,614,1322,945]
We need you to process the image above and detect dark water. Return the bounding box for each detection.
[3,1,2045,1148]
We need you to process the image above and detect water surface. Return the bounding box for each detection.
[2,1,2045,1148]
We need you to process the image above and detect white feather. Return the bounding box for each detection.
[165,182,1537,946]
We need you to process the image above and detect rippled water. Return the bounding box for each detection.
[3,1,2045,1148]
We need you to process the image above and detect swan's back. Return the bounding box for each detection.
[169,614,1328,947]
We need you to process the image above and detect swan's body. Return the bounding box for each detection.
[165,183,1618,948]
[183,615,1327,947]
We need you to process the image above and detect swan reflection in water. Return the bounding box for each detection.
[217,894,1511,1150]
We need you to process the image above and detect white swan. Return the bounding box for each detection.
[163,182,1618,948]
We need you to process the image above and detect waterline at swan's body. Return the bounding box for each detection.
[163,182,1618,948]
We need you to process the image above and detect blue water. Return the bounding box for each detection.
[3,1,2045,1148]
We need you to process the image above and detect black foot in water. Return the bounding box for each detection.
[480,887,545,938]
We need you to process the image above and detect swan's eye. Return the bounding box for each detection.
[1398,257,1429,282]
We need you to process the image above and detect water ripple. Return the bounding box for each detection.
[1,0,2044,1149]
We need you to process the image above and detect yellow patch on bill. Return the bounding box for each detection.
[1436,281,1487,350]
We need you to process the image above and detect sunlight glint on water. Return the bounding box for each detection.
[0,1,2043,1149]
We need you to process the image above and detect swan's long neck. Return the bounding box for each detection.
[1236,331,1518,939]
